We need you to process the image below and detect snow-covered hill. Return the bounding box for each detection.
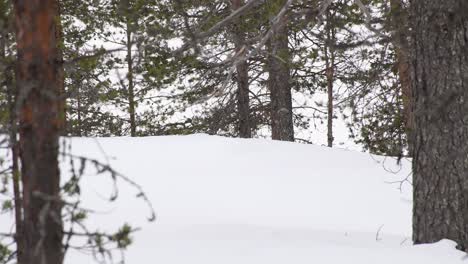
[3,135,467,263]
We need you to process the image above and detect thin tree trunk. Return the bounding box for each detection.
[389,0,412,154]
[77,84,82,137]
[13,1,64,264]
[232,0,251,138]
[54,0,66,133]
[7,69,24,264]
[324,15,335,148]
[410,0,468,251]
[126,21,136,137]
[268,0,294,141]
[1,17,24,264]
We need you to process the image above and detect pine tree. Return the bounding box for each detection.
[59,0,122,136]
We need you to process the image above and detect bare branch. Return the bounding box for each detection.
[174,0,264,54]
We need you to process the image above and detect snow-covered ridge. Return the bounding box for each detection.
[3,135,466,263]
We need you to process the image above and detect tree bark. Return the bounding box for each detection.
[7,67,24,264]
[4,48,24,264]
[410,0,468,251]
[324,13,335,148]
[1,12,24,263]
[54,0,66,133]
[267,0,294,141]
[232,0,251,138]
[126,21,136,137]
[77,84,83,137]
[13,1,64,264]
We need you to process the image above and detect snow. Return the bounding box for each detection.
[2,134,467,263]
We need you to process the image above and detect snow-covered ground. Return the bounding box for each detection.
[2,135,467,263]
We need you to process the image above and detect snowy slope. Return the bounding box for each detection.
[2,135,467,263]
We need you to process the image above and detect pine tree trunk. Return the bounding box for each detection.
[324,15,335,148]
[410,0,468,251]
[13,1,64,264]
[1,15,24,263]
[326,69,334,147]
[268,0,294,141]
[232,0,251,138]
[126,22,136,137]
[54,0,66,134]
[7,69,24,264]
[77,85,83,137]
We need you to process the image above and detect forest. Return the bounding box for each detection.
[1,0,468,264]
